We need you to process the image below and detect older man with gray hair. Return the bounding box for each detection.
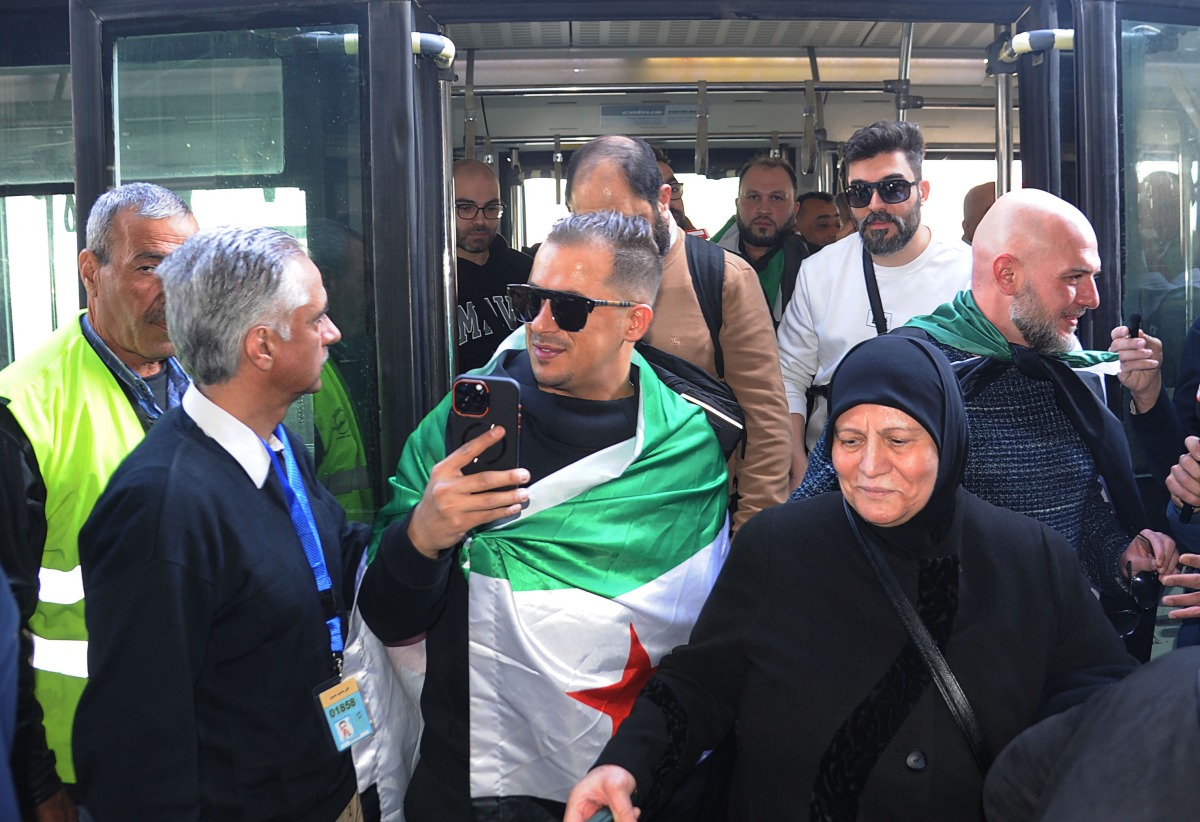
[73,227,369,820]
[0,181,195,819]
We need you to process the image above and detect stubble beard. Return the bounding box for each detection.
[737,214,796,249]
[1010,282,1075,354]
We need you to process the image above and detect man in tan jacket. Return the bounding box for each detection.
[565,135,791,531]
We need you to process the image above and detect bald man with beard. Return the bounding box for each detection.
[793,189,1177,659]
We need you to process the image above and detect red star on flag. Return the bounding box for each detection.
[567,623,658,735]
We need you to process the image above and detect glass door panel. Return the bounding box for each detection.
[112,24,377,521]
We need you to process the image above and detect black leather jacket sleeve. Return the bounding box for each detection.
[0,402,64,808]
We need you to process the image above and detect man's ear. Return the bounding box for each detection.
[917,178,931,204]
[625,303,655,342]
[244,325,274,373]
[657,184,672,214]
[79,249,101,298]
[992,253,1020,296]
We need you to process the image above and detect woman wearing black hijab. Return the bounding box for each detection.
[564,335,1134,822]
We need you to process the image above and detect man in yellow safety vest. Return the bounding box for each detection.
[0,182,196,819]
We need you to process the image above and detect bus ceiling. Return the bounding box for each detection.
[419,1,1035,25]
[442,15,1028,181]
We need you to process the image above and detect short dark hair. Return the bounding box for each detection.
[737,155,798,194]
[842,120,925,179]
[546,210,662,305]
[565,135,662,208]
[797,191,835,208]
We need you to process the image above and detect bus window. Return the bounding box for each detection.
[0,194,79,368]
[1,63,76,368]
[1121,19,1200,389]
[521,177,569,250]
[671,174,740,239]
[1,66,73,185]
[921,158,1022,245]
[113,33,284,180]
[187,187,307,237]
[105,22,379,518]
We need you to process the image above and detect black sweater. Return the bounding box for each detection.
[73,408,367,821]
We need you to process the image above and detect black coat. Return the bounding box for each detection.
[597,490,1135,821]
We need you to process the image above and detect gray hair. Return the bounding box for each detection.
[86,182,193,264]
[160,227,309,386]
[546,211,662,304]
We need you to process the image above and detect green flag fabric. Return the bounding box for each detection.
[903,290,1118,368]
[368,328,731,804]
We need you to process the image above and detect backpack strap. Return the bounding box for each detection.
[685,234,727,378]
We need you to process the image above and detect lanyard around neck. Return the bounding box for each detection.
[262,425,344,671]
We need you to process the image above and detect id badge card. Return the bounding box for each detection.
[315,676,374,752]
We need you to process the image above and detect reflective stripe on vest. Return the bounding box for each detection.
[38,566,84,605]
[32,634,88,678]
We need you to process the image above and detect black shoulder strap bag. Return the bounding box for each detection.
[862,245,888,335]
[842,499,993,774]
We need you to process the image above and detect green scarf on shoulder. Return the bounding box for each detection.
[903,290,1117,368]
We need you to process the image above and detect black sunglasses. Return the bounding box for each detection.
[506,283,636,332]
[845,179,919,209]
[1109,561,1163,638]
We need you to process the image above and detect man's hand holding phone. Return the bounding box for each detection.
[408,425,530,559]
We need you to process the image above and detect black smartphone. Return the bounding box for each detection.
[1127,311,1142,339]
[445,375,522,476]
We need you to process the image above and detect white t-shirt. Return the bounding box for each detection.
[777,228,971,451]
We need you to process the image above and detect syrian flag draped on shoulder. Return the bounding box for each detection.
[370,328,731,805]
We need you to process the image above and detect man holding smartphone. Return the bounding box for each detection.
[357,211,731,820]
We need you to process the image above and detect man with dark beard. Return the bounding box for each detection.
[793,188,1179,660]
[713,156,812,325]
[453,159,533,371]
[778,121,970,481]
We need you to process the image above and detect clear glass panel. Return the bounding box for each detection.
[0,65,74,185]
[1121,19,1200,389]
[112,25,377,520]
[0,194,81,369]
[114,34,285,180]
